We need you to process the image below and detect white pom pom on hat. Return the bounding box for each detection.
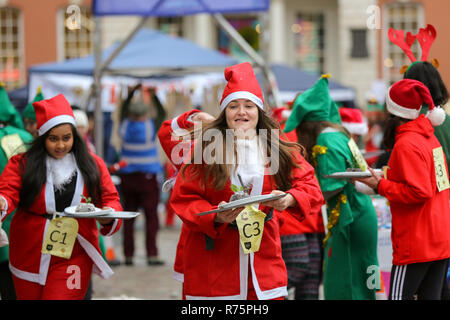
[386,79,445,126]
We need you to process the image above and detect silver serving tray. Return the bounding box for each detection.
[323,169,382,180]
[197,193,287,216]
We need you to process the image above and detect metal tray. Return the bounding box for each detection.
[197,193,287,216]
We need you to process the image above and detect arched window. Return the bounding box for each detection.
[0,6,23,89]
[59,5,94,60]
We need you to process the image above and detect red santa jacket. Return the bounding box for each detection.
[0,153,122,285]
[170,138,323,299]
[378,115,450,265]
[277,125,325,235]
[158,109,200,282]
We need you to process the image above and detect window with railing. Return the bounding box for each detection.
[0,6,23,90]
[383,2,423,85]
[293,12,325,74]
[61,5,94,60]
[157,17,183,37]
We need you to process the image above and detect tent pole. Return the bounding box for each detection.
[92,16,147,159]
[93,17,104,158]
[212,13,282,108]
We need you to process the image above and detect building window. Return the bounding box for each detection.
[157,17,183,37]
[383,2,423,85]
[61,5,94,60]
[351,29,368,58]
[0,7,22,90]
[217,15,260,63]
[293,13,325,74]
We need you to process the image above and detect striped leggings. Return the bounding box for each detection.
[389,258,449,300]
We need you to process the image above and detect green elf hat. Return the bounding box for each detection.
[22,86,44,121]
[284,74,341,133]
[0,82,24,129]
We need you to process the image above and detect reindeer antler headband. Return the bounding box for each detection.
[388,24,439,74]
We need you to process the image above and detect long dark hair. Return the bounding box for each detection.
[381,114,409,150]
[296,121,350,165]
[404,61,449,106]
[181,107,303,191]
[19,124,102,209]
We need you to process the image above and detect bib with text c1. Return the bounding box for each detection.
[41,217,79,259]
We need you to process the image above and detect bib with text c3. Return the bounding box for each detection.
[235,205,266,254]
[347,138,368,171]
[433,146,450,192]
[41,217,79,259]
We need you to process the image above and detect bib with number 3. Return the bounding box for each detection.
[42,217,79,259]
[347,138,368,171]
[235,205,266,254]
[433,146,450,192]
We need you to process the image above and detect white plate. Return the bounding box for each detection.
[197,193,287,216]
[64,206,113,217]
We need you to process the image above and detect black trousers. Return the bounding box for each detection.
[0,261,16,300]
[389,258,449,300]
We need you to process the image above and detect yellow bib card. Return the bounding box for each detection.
[235,205,266,254]
[433,146,450,192]
[348,138,368,171]
[42,217,79,259]
[1,134,26,160]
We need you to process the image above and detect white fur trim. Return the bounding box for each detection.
[281,109,292,119]
[220,91,264,110]
[426,106,446,126]
[172,270,184,283]
[38,115,75,136]
[386,86,421,120]
[342,122,368,136]
[77,234,114,279]
[9,220,51,285]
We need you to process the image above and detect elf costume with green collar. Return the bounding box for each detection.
[0,84,33,266]
[284,76,379,300]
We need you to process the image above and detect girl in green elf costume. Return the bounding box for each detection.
[284,75,379,300]
[0,83,34,299]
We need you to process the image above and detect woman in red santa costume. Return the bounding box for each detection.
[0,94,122,300]
[167,62,324,300]
[356,79,450,300]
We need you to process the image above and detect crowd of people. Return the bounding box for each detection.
[0,24,450,300]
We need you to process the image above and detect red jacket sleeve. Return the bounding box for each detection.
[158,109,200,170]
[378,140,434,204]
[92,154,123,235]
[284,151,325,221]
[0,155,22,221]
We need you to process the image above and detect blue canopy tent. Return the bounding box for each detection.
[92,0,269,17]
[29,28,237,77]
[260,64,355,104]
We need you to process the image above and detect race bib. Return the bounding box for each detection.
[235,205,266,254]
[348,138,368,171]
[1,134,26,160]
[41,217,79,259]
[433,147,450,192]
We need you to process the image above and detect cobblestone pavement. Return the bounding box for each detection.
[92,211,183,300]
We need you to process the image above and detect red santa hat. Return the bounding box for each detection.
[339,107,368,136]
[386,79,445,126]
[33,94,76,136]
[220,62,264,111]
